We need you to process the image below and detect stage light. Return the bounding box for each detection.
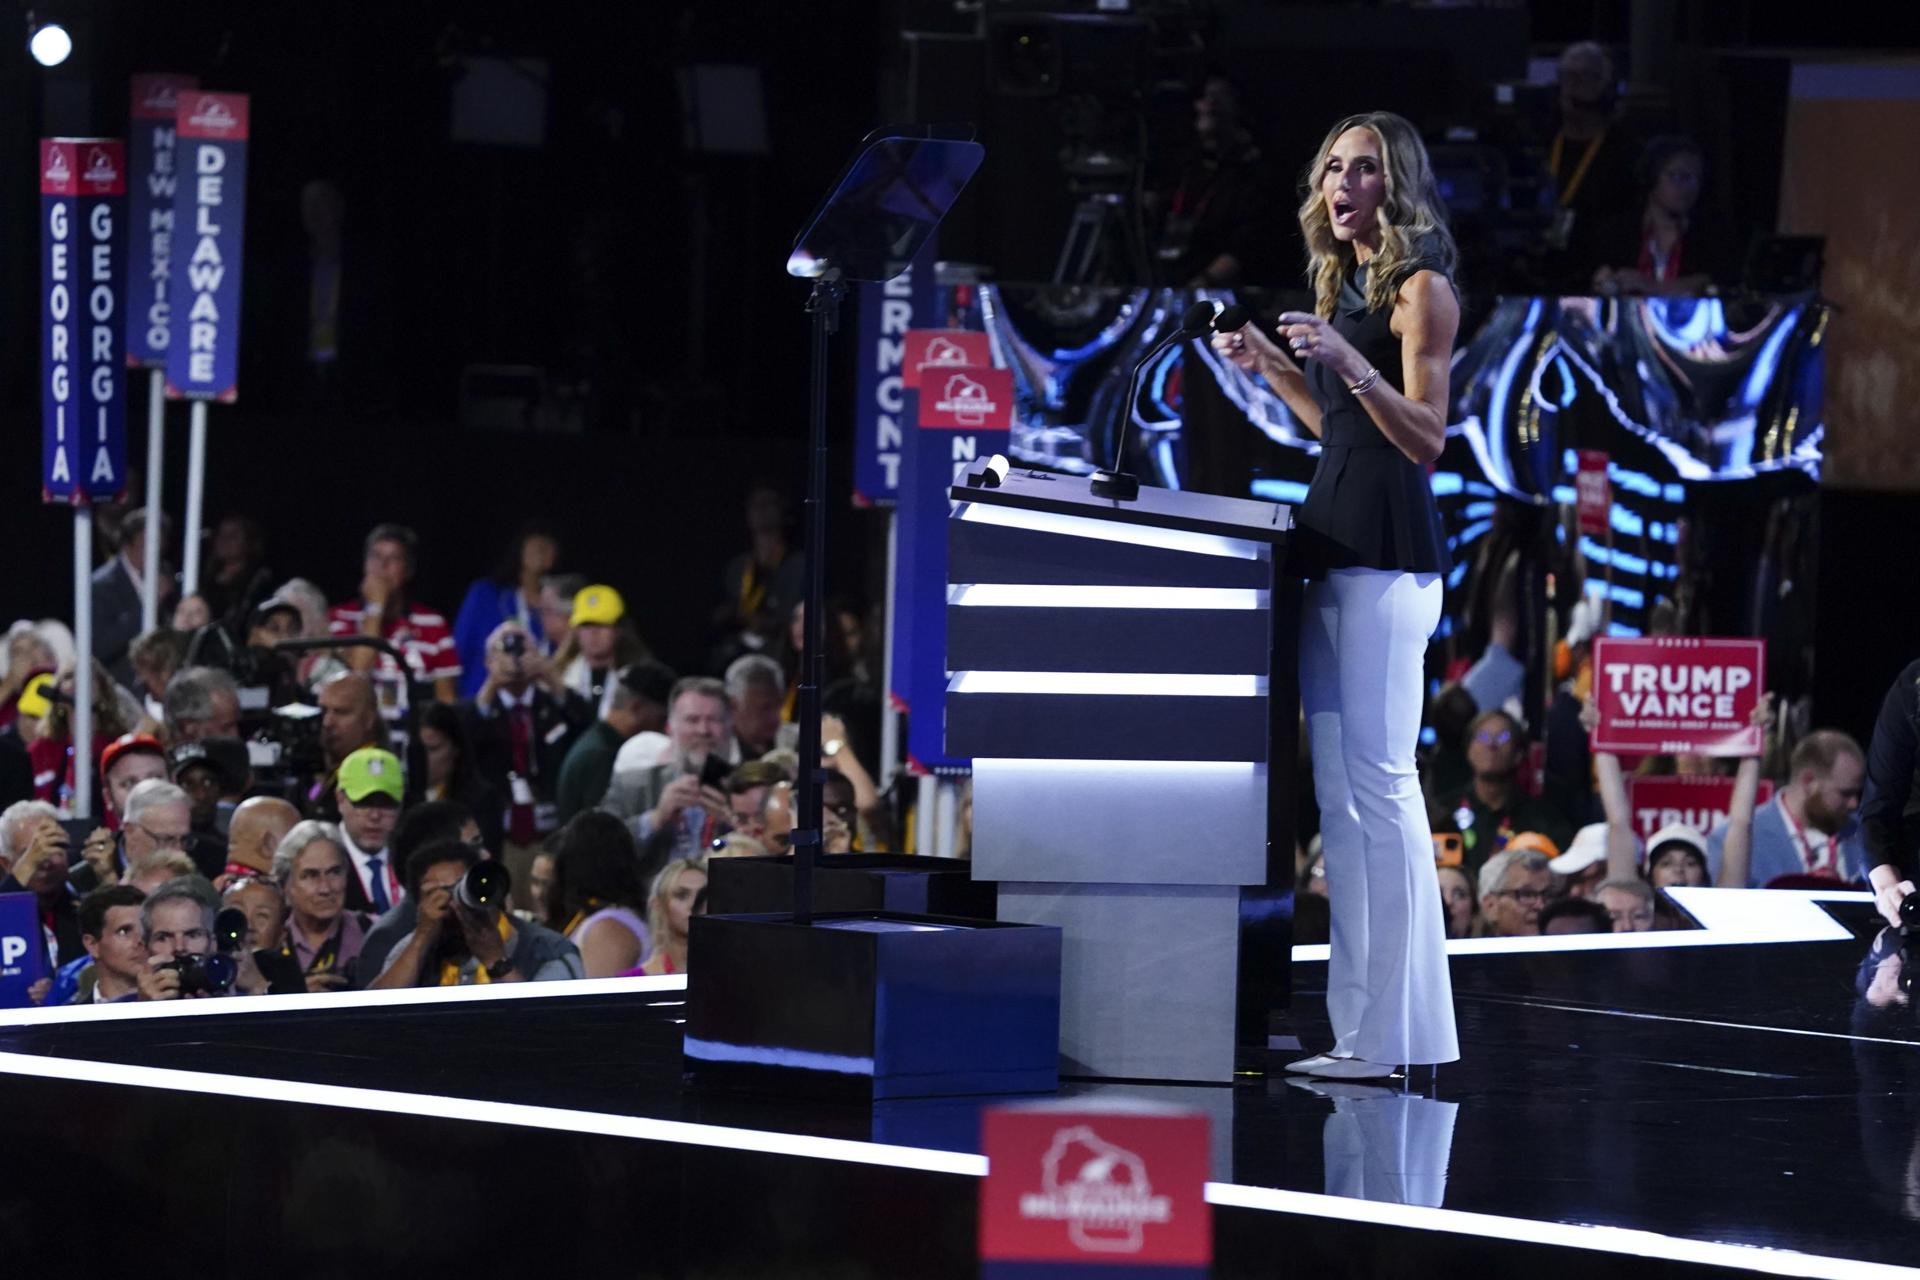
[27,19,71,67]
[948,584,1266,611]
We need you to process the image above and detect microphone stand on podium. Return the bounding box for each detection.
[1090,300,1246,502]
[683,127,1063,1101]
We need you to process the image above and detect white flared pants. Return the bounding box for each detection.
[1301,568,1459,1066]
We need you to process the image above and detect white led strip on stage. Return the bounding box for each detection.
[1289,889,1867,962]
[974,758,1259,775]
[947,583,1268,610]
[949,671,1266,697]
[955,499,1268,561]
[0,973,689,1029]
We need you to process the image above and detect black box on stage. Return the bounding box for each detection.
[705,853,996,921]
[684,912,1061,1100]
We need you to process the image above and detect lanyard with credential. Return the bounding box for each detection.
[1780,796,1832,875]
[1548,130,1606,209]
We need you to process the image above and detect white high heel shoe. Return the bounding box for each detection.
[1283,1052,1347,1074]
[1305,1056,1402,1081]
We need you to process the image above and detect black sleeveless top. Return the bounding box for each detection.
[1292,262,1452,579]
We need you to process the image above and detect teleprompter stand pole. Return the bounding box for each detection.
[792,272,844,927]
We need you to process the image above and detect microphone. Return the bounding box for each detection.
[1091,301,1224,502]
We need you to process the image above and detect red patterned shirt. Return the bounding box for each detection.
[327,599,462,718]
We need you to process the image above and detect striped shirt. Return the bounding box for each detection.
[327,600,462,719]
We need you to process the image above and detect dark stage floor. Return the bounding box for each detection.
[1,891,1916,1278]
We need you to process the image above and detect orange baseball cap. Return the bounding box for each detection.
[100,732,166,776]
[1505,830,1563,862]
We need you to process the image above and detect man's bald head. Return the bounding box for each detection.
[319,672,381,766]
[226,796,301,874]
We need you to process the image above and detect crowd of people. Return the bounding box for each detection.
[1293,593,1885,944]
[0,486,895,1004]
[0,507,1904,1004]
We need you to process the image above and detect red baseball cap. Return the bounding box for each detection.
[100,732,166,776]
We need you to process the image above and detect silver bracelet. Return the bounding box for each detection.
[1349,367,1381,395]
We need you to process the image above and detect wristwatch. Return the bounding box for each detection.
[487,956,517,981]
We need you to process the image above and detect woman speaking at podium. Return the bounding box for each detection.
[1213,112,1459,1080]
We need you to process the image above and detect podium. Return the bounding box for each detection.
[946,468,1298,1083]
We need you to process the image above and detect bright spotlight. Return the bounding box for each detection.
[28,22,72,67]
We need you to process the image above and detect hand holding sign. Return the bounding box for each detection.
[1590,637,1767,757]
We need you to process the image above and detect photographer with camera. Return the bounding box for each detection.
[366,840,581,988]
[1,802,82,980]
[135,878,286,1000]
[350,800,479,988]
[462,619,590,885]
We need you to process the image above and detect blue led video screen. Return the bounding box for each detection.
[947,284,1825,698]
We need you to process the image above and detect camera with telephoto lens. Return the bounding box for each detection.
[454,862,512,913]
[158,907,250,996]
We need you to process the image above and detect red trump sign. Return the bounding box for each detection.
[1591,637,1766,756]
[1629,774,1774,842]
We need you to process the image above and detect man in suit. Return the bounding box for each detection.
[459,620,591,890]
[92,509,173,687]
[601,676,735,862]
[334,747,405,914]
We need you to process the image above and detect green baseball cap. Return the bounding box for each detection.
[337,747,405,805]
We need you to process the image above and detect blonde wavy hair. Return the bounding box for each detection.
[1297,112,1458,319]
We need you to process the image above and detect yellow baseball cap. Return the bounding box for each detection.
[338,747,405,805]
[571,584,625,628]
[16,673,56,720]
